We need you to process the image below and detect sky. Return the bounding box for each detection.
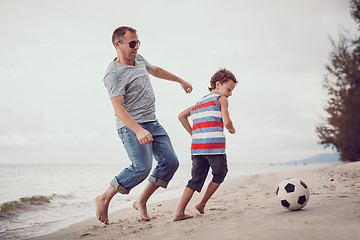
[0,0,358,164]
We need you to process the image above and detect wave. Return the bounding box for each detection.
[0,194,73,218]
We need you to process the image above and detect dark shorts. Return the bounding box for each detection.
[186,154,228,192]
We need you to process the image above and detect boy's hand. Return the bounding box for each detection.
[228,127,236,134]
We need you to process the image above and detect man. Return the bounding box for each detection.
[95,26,192,225]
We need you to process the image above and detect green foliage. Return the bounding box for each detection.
[316,0,360,162]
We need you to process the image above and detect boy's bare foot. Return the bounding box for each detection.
[95,195,110,225]
[173,213,193,221]
[195,203,205,214]
[133,200,150,221]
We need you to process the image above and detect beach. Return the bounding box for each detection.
[28,161,360,240]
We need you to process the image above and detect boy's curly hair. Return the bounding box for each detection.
[208,68,237,91]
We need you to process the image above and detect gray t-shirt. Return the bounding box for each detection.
[103,54,156,129]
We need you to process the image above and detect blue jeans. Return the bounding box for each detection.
[110,121,179,194]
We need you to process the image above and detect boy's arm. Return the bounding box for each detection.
[178,106,193,135]
[110,95,154,145]
[218,96,235,134]
[148,65,192,94]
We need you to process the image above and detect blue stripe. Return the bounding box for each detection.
[192,116,223,124]
[191,105,220,115]
[198,94,221,104]
[193,127,223,134]
[192,137,226,144]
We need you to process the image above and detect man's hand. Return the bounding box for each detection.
[135,128,154,145]
[181,80,193,94]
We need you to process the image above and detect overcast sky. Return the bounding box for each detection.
[0,0,357,164]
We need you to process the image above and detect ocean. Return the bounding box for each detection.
[0,159,324,240]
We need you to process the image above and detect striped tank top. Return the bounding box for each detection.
[190,93,225,155]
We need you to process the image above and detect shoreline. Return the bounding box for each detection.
[28,162,360,240]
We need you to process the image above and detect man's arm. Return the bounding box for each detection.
[148,65,192,94]
[110,95,153,145]
[178,106,193,135]
[218,96,235,134]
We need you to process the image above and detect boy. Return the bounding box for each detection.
[173,68,237,221]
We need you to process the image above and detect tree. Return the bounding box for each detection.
[316,0,360,162]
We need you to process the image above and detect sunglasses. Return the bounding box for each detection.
[118,40,141,49]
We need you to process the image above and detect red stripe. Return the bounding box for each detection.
[191,142,225,149]
[193,121,224,131]
[191,100,217,111]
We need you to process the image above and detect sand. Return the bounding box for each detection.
[29,162,360,240]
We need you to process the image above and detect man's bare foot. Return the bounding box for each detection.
[95,195,110,225]
[173,213,193,221]
[195,203,205,214]
[133,200,150,221]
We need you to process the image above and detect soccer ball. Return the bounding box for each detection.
[276,177,309,211]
